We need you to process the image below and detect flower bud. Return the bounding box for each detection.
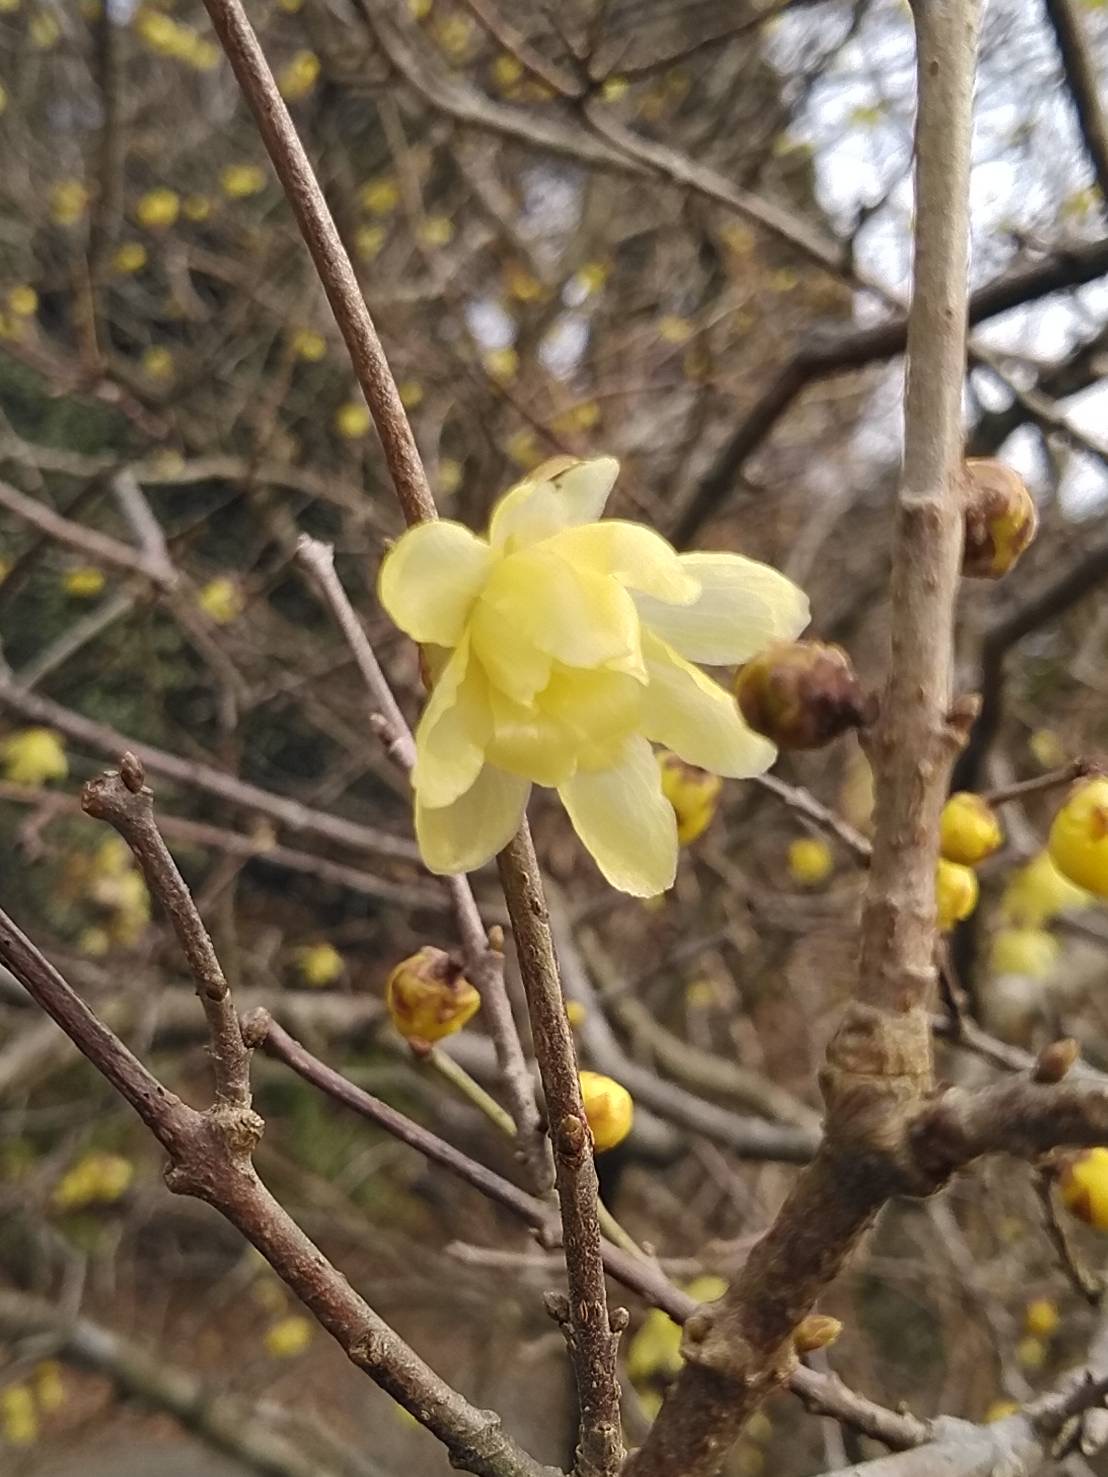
[1033,1037,1079,1084]
[989,927,1059,980]
[657,750,722,845]
[939,791,1003,866]
[1024,1298,1059,1339]
[961,459,1037,579]
[579,1070,633,1151]
[1048,778,1108,899]
[793,1314,842,1354]
[1016,1336,1046,1370]
[935,858,978,931]
[787,836,833,886]
[734,642,871,751]
[1059,1147,1108,1231]
[386,946,480,1046]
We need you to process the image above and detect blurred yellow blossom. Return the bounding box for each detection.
[1016,1336,1046,1370]
[986,1399,1020,1422]
[361,176,400,215]
[279,49,320,100]
[378,457,808,892]
[198,576,245,625]
[355,225,387,260]
[64,566,106,598]
[264,1316,313,1358]
[50,179,89,226]
[1029,729,1067,770]
[33,1363,64,1414]
[601,75,629,102]
[7,285,37,317]
[52,1151,134,1211]
[492,53,523,89]
[335,400,371,439]
[1002,850,1093,927]
[437,458,463,497]
[2,728,67,786]
[142,345,174,381]
[290,328,326,362]
[989,928,1059,980]
[1024,1299,1059,1339]
[418,215,454,248]
[399,379,424,409]
[112,241,147,274]
[0,1385,37,1446]
[183,193,212,222]
[787,836,833,886]
[658,315,694,345]
[295,942,344,988]
[407,0,431,15]
[221,164,266,198]
[29,11,59,47]
[484,346,519,383]
[657,750,721,845]
[136,188,180,230]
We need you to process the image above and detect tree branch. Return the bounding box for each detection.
[1043,0,1108,205]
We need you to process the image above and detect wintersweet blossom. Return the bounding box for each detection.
[379,457,809,895]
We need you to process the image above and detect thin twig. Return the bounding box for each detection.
[1043,0,1108,205]
[1034,1169,1104,1305]
[981,758,1099,807]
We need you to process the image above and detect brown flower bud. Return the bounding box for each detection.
[961,459,1037,579]
[386,946,480,1046]
[734,641,872,751]
[1033,1037,1079,1084]
[794,1315,842,1354]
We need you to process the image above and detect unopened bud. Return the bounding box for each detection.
[119,751,145,793]
[935,858,978,932]
[1048,778,1108,900]
[657,750,722,845]
[385,946,480,1046]
[794,1315,842,1354]
[962,459,1037,579]
[940,791,1003,866]
[734,642,871,751]
[1033,1037,1079,1084]
[578,1070,634,1152]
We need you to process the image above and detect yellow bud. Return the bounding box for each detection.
[579,1071,633,1151]
[1024,1298,1059,1339]
[29,11,59,47]
[398,379,424,409]
[936,858,978,931]
[1060,1147,1108,1231]
[264,1315,313,1358]
[50,179,90,226]
[278,49,320,102]
[565,1000,587,1028]
[417,215,454,248]
[985,1399,1020,1423]
[735,1446,764,1477]
[437,458,462,496]
[1,727,67,786]
[221,164,267,199]
[989,927,1059,980]
[601,75,629,102]
[386,946,480,1045]
[135,188,179,231]
[939,792,1003,865]
[787,836,833,886]
[492,53,523,89]
[290,328,326,362]
[7,285,37,317]
[198,577,244,625]
[962,460,1037,579]
[34,1361,64,1413]
[794,1314,842,1354]
[360,176,400,215]
[1029,728,1067,770]
[335,400,371,439]
[484,346,520,383]
[183,193,212,222]
[1016,1335,1046,1370]
[142,345,174,382]
[294,942,343,988]
[112,241,147,274]
[1048,778,1108,899]
[0,1385,37,1446]
[504,261,543,300]
[657,751,722,845]
[735,642,871,752]
[52,1151,134,1211]
[355,224,387,260]
[64,566,106,598]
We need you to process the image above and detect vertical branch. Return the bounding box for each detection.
[197,0,436,526]
[623,5,984,1475]
[498,826,623,1477]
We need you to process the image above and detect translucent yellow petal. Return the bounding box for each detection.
[412,637,492,808]
[485,687,576,786]
[544,522,700,603]
[474,547,645,683]
[470,601,554,704]
[540,666,644,747]
[488,456,619,552]
[378,521,493,644]
[558,736,678,896]
[415,765,530,874]
[635,552,809,665]
[641,632,776,778]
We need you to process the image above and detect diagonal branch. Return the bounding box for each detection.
[1043,0,1108,205]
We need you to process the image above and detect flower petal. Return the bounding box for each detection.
[485,687,577,787]
[415,764,530,874]
[544,522,700,604]
[641,632,776,777]
[635,551,809,665]
[412,637,492,808]
[378,521,493,645]
[558,736,678,897]
[488,457,619,552]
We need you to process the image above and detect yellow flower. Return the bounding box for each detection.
[579,1071,633,1150]
[33,1362,64,1414]
[0,1385,37,1446]
[1024,1299,1059,1339]
[484,346,519,383]
[417,215,454,248]
[399,379,424,409]
[936,858,978,931]
[360,176,400,215]
[601,75,629,102]
[29,11,59,47]
[52,1151,134,1211]
[407,0,431,15]
[183,193,212,222]
[1060,1147,1108,1230]
[1016,1336,1046,1370]
[142,345,174,381]
[658,314,693,345]
[657,751,721,845]
[50,179,89,226]
[295,942,344,988]
[787,836,833,886]
[264,1315,313,1358]
[335,400,371,439]
[290,328,326,362]
[1049,778,1108,898]
[198,576,244,624]
[221,164,266,199]
[985,1399,1020,1423]
[437,458,463,497]
[1003,849,1092,927]
[1029,728,1067,770]
[279,49,320,101]
[64,566,106,598]
[939,791,1003,865]
[136,188,180,230]
[625,1274,726,1383]
[989,927,1059,979]
[962,460,1037,580]
[112,241,147,274]
[565,999,587,1028]
[386,946,480,1045]
[378,458,808,893]
[7,285,37,317]
[1,728,67,786]
[355,224,387,260]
